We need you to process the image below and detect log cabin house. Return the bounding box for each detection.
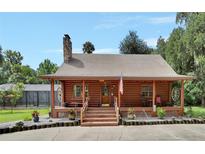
[41,34,192,126]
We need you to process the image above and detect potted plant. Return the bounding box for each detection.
[68,108,76,120]
[32,110,39,122]
[157,107,166,119]
[127,108,136,120]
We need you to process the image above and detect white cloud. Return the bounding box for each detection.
[145,35,169,48]
[147,16,175,24]
[93,48,119,54]
[145,38,158,48]
[94,15,176,30]
[94,15,142,30]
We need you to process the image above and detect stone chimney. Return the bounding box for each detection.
[63,34,72,63]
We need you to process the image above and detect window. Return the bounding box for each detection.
[73,84,89,98]
[73,84,82,98]
[141,85,152,97]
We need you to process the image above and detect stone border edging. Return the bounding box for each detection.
[122,118,205,126]
[0,120,80,135]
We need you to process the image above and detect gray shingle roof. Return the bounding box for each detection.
[41,54,193,80]
[0,84,59,91]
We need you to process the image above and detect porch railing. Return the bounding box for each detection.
[114,96,120,124]
[80,97,89,124]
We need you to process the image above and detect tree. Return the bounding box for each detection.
[156,36,166,59]
[165,27,194,74]
[9,83,25,112]
[0,45,3,66]
[194,56,205,106]
[183,13,205,106]
[8,65,38,84]
[37,59,58,83]
[4,50,23,65]
[21,65,39,83]
[176,12,192,25]
[82,41,95,54]
[0,61,11,84]
[119,31,151,54]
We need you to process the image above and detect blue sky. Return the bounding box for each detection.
[0,12,177,69]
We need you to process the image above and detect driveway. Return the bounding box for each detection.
[1,124,205,141]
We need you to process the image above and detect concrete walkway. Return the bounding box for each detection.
[1,124,205,141]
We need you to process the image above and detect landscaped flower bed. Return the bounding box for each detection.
[0,119,80,135]
[122,118,205,126]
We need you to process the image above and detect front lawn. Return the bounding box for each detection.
[0,108,49,123]
[184,106,205,118]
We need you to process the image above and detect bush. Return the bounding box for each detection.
[157,107,166,119]
[127,108,136,119]
[184,81,201,106]
[32,110,39,117]
[15,121,24,127]
[68,108,76,120]
[166,102,174,106]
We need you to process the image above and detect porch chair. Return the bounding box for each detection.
[156,95,162,107]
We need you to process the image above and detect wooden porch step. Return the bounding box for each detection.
[81,121,118,127]
[84,117,117,122]
[86,110,115,114]
[88,107,115,111]
[81,107,118,126]
[85,113,116,118]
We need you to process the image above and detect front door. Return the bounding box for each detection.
[101,85,110,107]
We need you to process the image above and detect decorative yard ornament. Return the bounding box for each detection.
[171,87,180,102]
[57,86,63,104]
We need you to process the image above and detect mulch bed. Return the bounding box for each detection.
[122,118,205,126]
[0,120,80,135]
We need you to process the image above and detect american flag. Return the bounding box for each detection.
[119,72,123,95]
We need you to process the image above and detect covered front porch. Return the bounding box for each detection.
[49,79,185,118]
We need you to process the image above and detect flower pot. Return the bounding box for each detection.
[49,112,52,118]
[33,116,39,122]
[127,114,135,120]
[68,114,76,120]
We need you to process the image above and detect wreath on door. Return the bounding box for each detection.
[171,87,180,102]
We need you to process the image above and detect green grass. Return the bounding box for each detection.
[0,108,49,123]
[184,106,205,118]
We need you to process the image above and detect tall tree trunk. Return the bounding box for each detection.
[202,97,205,107]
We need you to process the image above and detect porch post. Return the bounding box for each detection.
[152,80,156,112]
[51,79,55,117]
[118,80,121,107]
[168,81,172,102]
[82,80,85,104]
[180,80,184,113]
[60,81,64,106]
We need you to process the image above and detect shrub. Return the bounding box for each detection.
[157,107,166,119]
[127,108,136,119]
[68,108,76,120]
[32,110,39,117]
[15,121,24,128]
[166,102,174,106]
[185,106,193,118]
